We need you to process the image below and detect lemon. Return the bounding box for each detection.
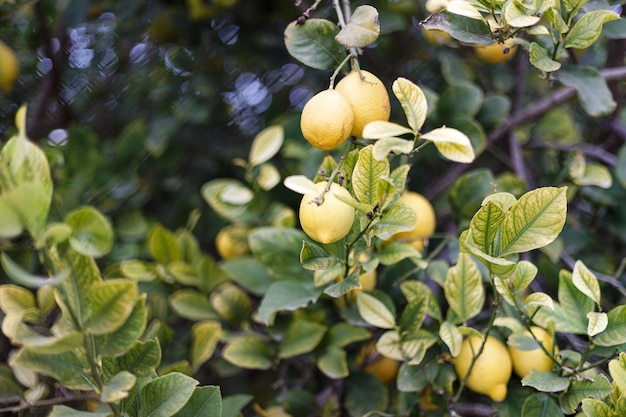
[335,70,391,138]
[475,40,517,64]
[300,89,354,151]
[334,252,377,307]
[423,28,452,46]
[390,192,436,250]
[357,343,400,385]
[215,224,251,259]
[454,335,512,402]
[299,181,355,244]
[0,40,19,93]
[508,326,557,378]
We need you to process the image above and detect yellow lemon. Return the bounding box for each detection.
[390,192,436,249]
[335,70,391,137]
[475,40,517,64]
[423,28,452,46]
[334,254,377,308]
[300,89,354,151]
[299,181,355,244]
[0,40,19,93]
[215,224,251,259]
[454,335,512,402]
[357,343,400,385]
[508,326,557,378]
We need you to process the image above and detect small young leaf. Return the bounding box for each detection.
[513,260,539,293]
[256,163,281,191]
[372,137,415,160]
[439,321,463,357]
[64,206,114,258]
[572,260,601,305]
[503,1,541,28]
[571,162,613,188]
[101,371,136,403]
[283,175,318,196]
[563,10,619,50]
[372,201,417,241]
[352,145,390,205]
[335,5,380,48]
[421,127,475,163]
[356,291,396,329]
[593,305,626,347]
[248,125,284,167]
[529,42,561,72]
[284,19,345,70]
[210,283,252,326]
[587,312,608,337]
[468,201,506,256]
[48,405,112,417]
[444,253,484,323]
[392,77,428,132]
[525,292,554,310]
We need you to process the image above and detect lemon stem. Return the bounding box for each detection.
[329,53,353,89]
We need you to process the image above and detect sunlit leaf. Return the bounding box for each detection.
[248,125,284,166]
[572,260,601,305]
[421,127,475,163]
[563,10,619,49]
[392,77,428,132]
[356,291,396,329]
[444,253,484,323]
[256,163,281,191]
[362,121,414,139]
[352,145,390,205]
[335,5,380,48]
[587,312,608,337]
[372,137,415,160]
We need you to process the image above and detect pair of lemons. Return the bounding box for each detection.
[454,326,557,402]
[300,70,391,151]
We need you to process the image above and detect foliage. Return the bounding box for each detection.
[1,0,626,416]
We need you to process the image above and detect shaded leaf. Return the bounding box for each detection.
[138,372,198,417]
[279,319,327,358]
[223,335,273,370]
[172,385,221,417]
[284,19,345,70]
[257,281,322,325]
[65,206,113,258]
[335,5,380,48]
[317,346,348,379]
[557,67,616,117]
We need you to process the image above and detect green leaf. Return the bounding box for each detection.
[439,321,463,356]
[0,196,23,238]
[257,281,322,325]
[521,393,563,417]
[48,406,112,417]
[222,394,253,417]
[284,19,345,70]
[444,253,484,323]
[138,372,198,417]
[147,224,183,265]
[64,206,114,258]
[581,398,614,417]
[376,241,421,265]
[593,305,626,347]
[0,365,23,402]
[362,120,414,139]
[438,82,484,118]
[422,11,492,44]
[468,201,506,256]
[190,321,222,373]
[335,5,380,48]
[96,297,148,356]
[110,339,161,377]
[220,257,275,296]
[608,353,626,397]
[556,67,617,117]
[513,260,539,292]
[86,280,138,335]
[13,325,84,354]
[563,10,619,49]
[344,372,388,417]
[172,385,222,417]
[223,335,273,370]
[279,319,327,358]
[356,291,396,329]
[317,346,348,379]
[560,374,612,414]
[249,227,313,281]
[421,126,475,163]
[371,137,415,160]
[521,370,571,392]
[352,145,390,205]
[393,77,428,132]
[376,329,437,363]
[572,260,601,305]
[0,284,37,314]
[101,371,136,402]
[325,323,371,348]
[529,42,561,72]
[498,187,567,257]
[503,1,541,27]
[587,312,608,337]
[201,179,256,222]
[248,125,284,167]
[300,241,339,270]
[169,289,218,321]
[210,283,252,326]
[559,269,595,326]
[373,201,417,241]
[12,348,92,390]
[397,361,439,392]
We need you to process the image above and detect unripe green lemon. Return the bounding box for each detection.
[454,335,512,402]
[299,181,355,244]
[508,326,557,378]
[300,89,354,151]
[335,70,390,138]
[0,40,19,93]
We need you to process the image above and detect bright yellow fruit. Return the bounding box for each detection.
[299,181,355,244]
[391,192,436,248]
[475,40,517,64]
[508,326,557,378]
[454,335,512,402]
[300,89,354,151]
[423,28,452,46]
[215,224,251,259]
[334,255,377,308]
[358,343,400,385]
[0,40,19,93]
[335,70,390,138]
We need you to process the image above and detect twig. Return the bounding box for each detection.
[527,142,617,166]
[0,393,93,414]
[452,402,497,417]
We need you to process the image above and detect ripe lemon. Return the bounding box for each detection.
[454,335,512,402]
[335,70,391,138]
[0,40,19,93]
[357,343,400,385]
[508,326,557,378]
[300,89,354,151]
[334,252,377,307]
[215,224,251,259]
[475,40,517,64]
[299,181,355,244]
[423,28,452,46]
[390,192,436,250]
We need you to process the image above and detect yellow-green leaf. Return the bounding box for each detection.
[352,145,390,205]
[248,125,284,167]
[190,321,222,373]
[587,312,608,337]
[223,335,273,370]
[392,77,428,132]
[421,127,475,163]
[335,5,380,48]
[443,253,484,323]
[572,260,601,305]
[362,121,414,139]
[86,280,138,335]
[356,292,396,329]
[563,10,619,49]
[439,321,463,357]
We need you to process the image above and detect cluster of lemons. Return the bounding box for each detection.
[454,326,558,401]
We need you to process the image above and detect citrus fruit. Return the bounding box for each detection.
[335,70,390,138]
[454,335,512,402]
[299,181,355,244]
[215,224,251,259]
[390,191,436,250]
[300,89,354,151]
[423,28,452,46]
[334,252,377,307]
[0,40,19,93]
[475,40,517,64]
[508,326,557,378]
[358,343,400,385]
